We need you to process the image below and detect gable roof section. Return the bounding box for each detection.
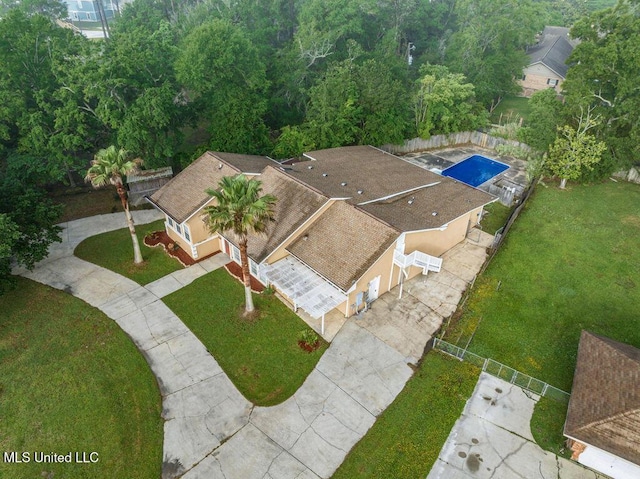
[526,26,576,79]
[148,152,241,223]
[564,331,640,466]
[147,151,274,223]
[360,179,494,232]
[211,152,278,174]
[286,201,398,291]
[240,165,328,263]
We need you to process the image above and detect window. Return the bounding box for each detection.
[176,224,182,235]
[184,225,191,242]
[250,261,258,276]
[167,216,174,227]
[232,246,241,263]
[547,78,558,87]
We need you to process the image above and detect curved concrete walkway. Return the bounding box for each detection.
[15,212,414,479]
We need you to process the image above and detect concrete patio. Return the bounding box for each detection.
[300,228,494,364]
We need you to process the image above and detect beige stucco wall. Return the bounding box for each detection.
[404,210,478,258]
[166,226,191,255]
[185,201,215,244]
[520,64,564,97]
[345,244,396,316]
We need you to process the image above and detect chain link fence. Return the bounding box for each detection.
[433,338,570,402]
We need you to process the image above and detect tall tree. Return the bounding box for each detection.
[562,0,640,170]
[445,0,547,105]
[546,109,607,188]
[85,146,144,264]
[518,88,565,152]
[204,175,276,315]
[0,182,62,295]
[413,64,487,138]
[175,19,270,154]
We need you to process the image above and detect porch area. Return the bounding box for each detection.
[293,229,494,363]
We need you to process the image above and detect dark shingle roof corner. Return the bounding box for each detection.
[564,331,640,466]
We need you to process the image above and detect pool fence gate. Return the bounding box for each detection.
[433,338,570,403]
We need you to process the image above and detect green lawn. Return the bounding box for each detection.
[445,181,640,391]
[74,220,183,285]
[163,269,327,406]
[480,201,512,235]
[0,278,162,479]
[333,352,479,479]
[443,181,640,454]
[531,397,571,458]
[490,96,531,124]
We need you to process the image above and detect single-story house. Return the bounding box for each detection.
[147,146,495,332]
[520,26,579,97]
[564,331,640,479]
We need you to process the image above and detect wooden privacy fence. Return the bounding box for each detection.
[433,338,570,402]
[382,131,531,155]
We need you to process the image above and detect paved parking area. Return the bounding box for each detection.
[428,374,607,479]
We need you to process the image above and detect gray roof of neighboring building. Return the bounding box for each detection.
[564,331,640,466]
[526,26,578,78]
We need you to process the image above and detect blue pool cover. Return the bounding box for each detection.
[441,155,509,188]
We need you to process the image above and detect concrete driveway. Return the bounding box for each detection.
[428,374,608,479]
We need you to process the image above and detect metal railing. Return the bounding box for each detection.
[433,338,570,402]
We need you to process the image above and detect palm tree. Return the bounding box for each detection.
[85,146,144,264]
[205,174,276,315]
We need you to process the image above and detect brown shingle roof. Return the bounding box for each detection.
[288,145,494,232]
[147,151,275,223]
[565,331,640,466]
[360,179,494,232]
[223,166,328,263]
[211,152,278,174]
[148,152,241,223]
[290,145,442,205]
[286,201,398,291]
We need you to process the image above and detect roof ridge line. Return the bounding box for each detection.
[573,407,640,434]
[263,164,329,200]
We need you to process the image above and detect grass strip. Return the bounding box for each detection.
[333,352,479,479]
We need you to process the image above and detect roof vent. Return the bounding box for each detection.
[308,165,313,169]
[322,173,328,177]
[357,190,364,195]
[341,182,347,186]
[408,196,415,205]
[218,163,223,169]
[432,211,438,216]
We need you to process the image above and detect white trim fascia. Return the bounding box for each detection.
[302,152,318,161]
[261,198,334,264]
[357,182,441,206]
[192,233,220,247]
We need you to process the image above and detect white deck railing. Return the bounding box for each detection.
[393,250,442,274]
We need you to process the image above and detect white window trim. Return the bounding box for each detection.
[166,216,193,244]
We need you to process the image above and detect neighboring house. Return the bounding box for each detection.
[564,331,640,479]
[520,26,579,97]
[147,146,495,332]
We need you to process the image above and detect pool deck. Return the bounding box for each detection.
[401,146,528,200]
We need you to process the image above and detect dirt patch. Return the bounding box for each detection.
[621,215,640,228]
[298,340,321,353]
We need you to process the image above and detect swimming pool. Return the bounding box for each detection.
[441,155,509,188]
